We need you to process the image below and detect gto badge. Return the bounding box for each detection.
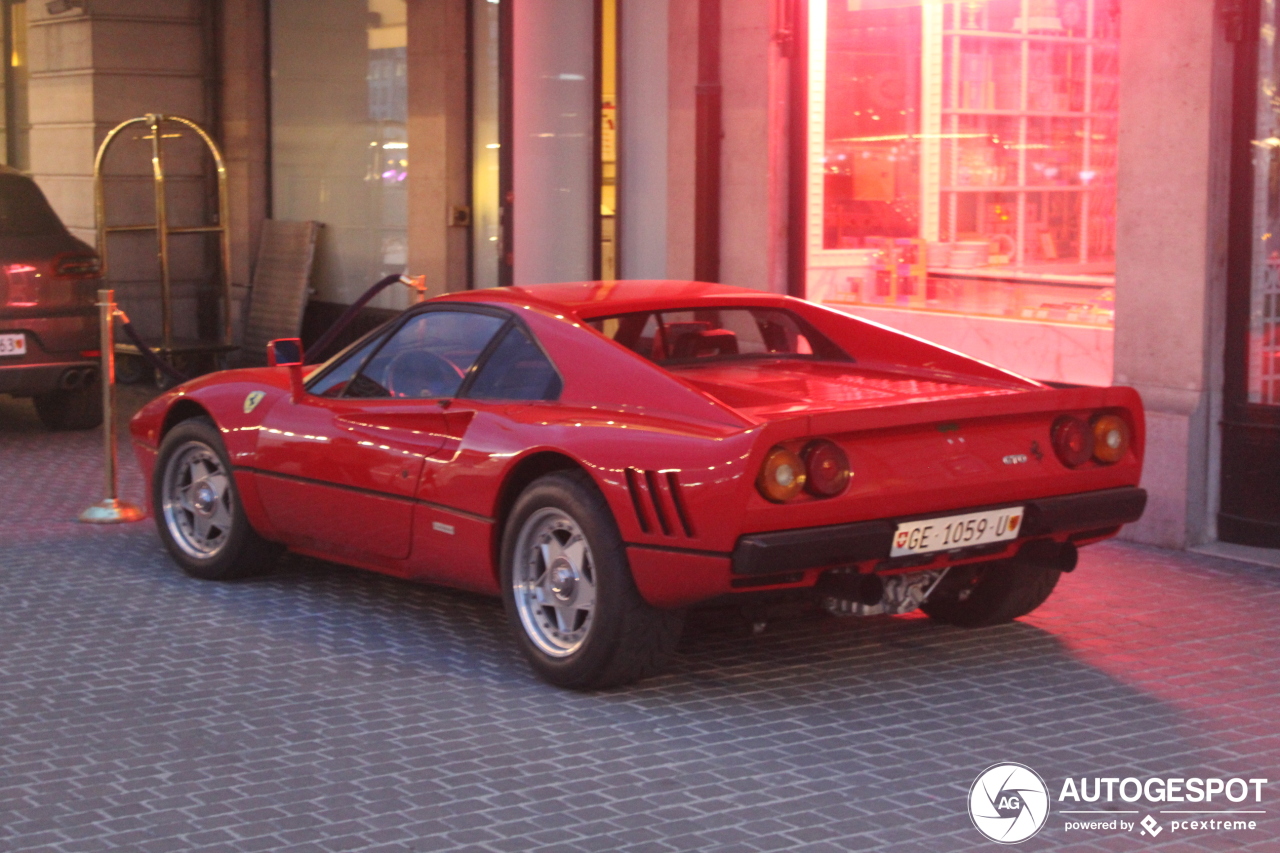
[243,391,266,414]
[1002,454,1029,465]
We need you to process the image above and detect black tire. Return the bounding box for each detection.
[152,417,280,580]
[33,383,103,430]
[920,560,1061,627]
[500,470,685,689]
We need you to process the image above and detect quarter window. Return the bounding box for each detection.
[467,325,562,400]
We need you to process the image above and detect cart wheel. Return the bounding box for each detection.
[114,354,148,385]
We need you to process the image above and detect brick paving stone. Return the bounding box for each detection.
[3,389,1280,851]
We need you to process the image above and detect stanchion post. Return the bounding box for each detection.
[79,288,145,524]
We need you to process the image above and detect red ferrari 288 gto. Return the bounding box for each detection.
[130,281,1145,688]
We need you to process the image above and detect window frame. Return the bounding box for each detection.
[585,305,854,367]
[303,303,564,403]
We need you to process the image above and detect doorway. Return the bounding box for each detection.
[1221,0,1280,547]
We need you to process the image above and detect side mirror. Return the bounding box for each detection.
[267,338,304,367]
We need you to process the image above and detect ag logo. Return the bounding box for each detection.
[968,763,1049,844]
[243,390,266,414]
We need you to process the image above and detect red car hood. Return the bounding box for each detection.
[671,359,1025,420]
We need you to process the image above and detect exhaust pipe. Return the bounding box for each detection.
[58,368,97,390]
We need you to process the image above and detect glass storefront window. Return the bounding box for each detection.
[806,0,1119,378]
[270,0,409,307]
[1248,1,1280,406]
[600,0,618,281]
[1,0,28,170]
[471,0,502,290]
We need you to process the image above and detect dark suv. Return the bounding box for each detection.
[0,166,103,430]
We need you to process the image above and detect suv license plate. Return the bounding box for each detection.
[0,333,25,357]
[890,507,1024,557]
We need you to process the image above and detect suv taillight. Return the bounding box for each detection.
[4,263,39,306]
[54,253,100,278]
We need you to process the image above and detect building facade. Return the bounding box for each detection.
[8,0,1277,554]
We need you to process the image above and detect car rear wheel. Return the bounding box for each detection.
[501,470,685,689]
[33,384,102,431]
[920,560,1061,628]
[153,418,279,580]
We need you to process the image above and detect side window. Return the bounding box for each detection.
[347,310,507,399]
[307,334,384,398]
[466,325,562,401]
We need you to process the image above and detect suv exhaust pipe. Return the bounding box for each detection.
[58,367,97,389]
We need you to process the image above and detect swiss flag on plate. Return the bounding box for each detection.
[895,530,910,548]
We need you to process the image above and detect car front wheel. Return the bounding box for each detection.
[501,470,685,689]
[153,418,279,580]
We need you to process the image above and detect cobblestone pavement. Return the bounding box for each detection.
[2,389,1279,853]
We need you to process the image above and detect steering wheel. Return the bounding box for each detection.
[385,350,464,398]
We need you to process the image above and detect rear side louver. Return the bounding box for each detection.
[624,468,695,538]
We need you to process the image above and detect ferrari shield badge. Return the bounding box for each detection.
[243,391,266,414]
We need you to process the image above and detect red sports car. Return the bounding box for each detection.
[129,281,1146,688]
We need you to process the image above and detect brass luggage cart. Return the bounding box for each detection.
[93,113,235,368]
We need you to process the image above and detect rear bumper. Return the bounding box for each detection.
[731,486,1147,576]
[0,359,98,395]
[0,313,98,395]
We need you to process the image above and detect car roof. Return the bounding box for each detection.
[436,280,792,318]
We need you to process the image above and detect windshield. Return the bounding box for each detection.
[0,174,67,238]
[586,307,850,365]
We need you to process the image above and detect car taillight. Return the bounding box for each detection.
[757,445,806,502]
[802,439,851,497]
[4,263,39,307]
[55,253,100,278]
[1051,415,1093,468]
[1091,414,1131,464]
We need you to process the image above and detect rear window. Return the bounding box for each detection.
[0,174,67,238]
[586,307,850,365]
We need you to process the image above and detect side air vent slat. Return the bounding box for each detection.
[625,468,696,539]
[666,472,695,537]
[624,468,651,534]
[643,469,672,535]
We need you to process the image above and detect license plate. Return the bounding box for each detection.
[890,506,1024,557]
[0,333,25,357]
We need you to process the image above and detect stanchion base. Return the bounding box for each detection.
[78,499,146,524]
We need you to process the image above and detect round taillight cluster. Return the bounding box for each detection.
[1051,412,1132,468]
[757,439,851,502]
[802,440,851,497]
[1092,414,1131,464]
